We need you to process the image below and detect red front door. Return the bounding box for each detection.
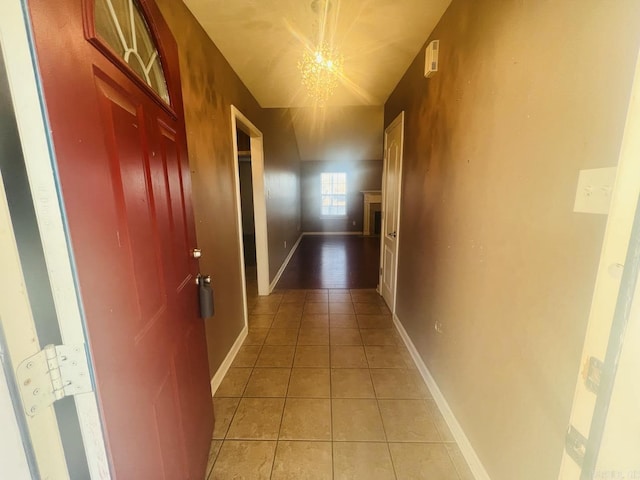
[27,0,213,478]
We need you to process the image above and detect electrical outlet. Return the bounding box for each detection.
[284,240,287,249]
[352,220,356,226]
[434,321,443,334]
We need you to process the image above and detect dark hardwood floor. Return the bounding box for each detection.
[275,235,380,290]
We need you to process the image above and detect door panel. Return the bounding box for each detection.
[383,245,394,295]
[159,122,193,291]
[27,0,213,478]
[152,368,187,479]
[95,75,168,333]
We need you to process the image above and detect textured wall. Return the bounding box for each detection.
[384,1,640,479]
[301,160,383,233]
[261,109,302,280]
[156,0,301,375]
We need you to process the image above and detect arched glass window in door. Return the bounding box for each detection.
[94,0,170,104]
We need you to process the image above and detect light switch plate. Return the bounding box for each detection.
[573,167,617,215]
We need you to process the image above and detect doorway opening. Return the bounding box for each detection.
[231,106,269,328]
[237,129,257,270]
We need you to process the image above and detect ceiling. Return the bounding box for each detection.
[183,0,452,108]
[291,106,384,161]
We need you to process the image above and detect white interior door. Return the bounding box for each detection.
[380,112,405,310]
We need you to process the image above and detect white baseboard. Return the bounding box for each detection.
[210,325,248,396]
[302,231,364,236]
[392,313,491,480]
[269,234,303,292]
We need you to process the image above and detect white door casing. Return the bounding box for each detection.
[0,173,68,480]
[558,45,640,478]
[0,1,109,478]
[595,231,640,476]
[231,106,269,303]
[380,112,405,311]
[0,341,32,480]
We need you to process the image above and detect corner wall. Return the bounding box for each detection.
[156,0,301,375]
[262,109,302,282]
[384,1,640,478]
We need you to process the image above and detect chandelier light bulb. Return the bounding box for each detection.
[298,41,343,105]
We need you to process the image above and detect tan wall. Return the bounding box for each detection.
[261,109,302,280]
[384,1,640,479]
[301,160,383,233]
[156,0,301,375]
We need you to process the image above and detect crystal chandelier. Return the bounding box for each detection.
[298,1,343,104]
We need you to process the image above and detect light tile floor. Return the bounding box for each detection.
[205,283,474,479]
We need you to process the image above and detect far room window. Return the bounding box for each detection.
[321,172,347,217]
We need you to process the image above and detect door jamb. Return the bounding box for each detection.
[0,1,110,477]
[231,106,270,307]
[379,111,405,313]
[558,44,640,477]
[0,328,33,480]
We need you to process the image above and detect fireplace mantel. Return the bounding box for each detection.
[362,190,382,236]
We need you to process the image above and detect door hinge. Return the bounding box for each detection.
[16,344,93,417]
[583,356,603,394]
[565,425,588,467]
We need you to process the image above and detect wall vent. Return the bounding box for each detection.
[424,40,439,78]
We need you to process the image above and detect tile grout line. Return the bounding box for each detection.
[268,292,286,480]
[444,444,466,480]
[328,293,335,480]
[216,287,441,478]
[364,289,401,480]
[218,292,279,475]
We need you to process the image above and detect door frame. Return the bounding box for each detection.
[379,111,405,312]
[0,322,33,480]
[231,106,269,304]
[558,44,640,478]
[0,1,109,477]
[0,175,60,480]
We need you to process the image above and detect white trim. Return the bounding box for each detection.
[1,2,109,478]
[0,358,32,480]
[362,190,382,235]
[209,326,248,395]
[392,313,491,480]
[231,106,270,303]
[269,234,303,292]
[380,111,405,313]
[0,177,69,480]
[559,42,640,478]
[303,231,364,236]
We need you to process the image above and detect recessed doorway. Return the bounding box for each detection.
[231,107,270,317]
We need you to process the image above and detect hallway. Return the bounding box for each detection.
[205,286,474,479]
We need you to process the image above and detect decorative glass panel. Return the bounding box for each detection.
[95,0,170,104]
